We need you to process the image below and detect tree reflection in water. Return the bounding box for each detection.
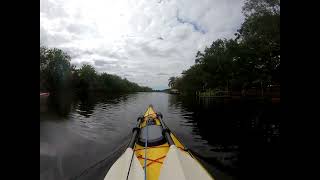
[168,95,280,178]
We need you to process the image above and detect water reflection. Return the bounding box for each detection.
[40,92,280,180]
[168,95,280,177]
[76,97,96,118]
[45,92,74,117]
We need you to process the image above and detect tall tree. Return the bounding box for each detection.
[40,46,152,94]
[168,77,176,88]
[170,0,280,95]
[40,46,72,93]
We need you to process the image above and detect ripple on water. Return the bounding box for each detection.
[41,92,280,180]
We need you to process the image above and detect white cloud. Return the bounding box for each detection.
[40,0,245,89]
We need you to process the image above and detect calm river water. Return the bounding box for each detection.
[40,92,280,180]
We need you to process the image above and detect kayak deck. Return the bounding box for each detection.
[134,106,189,180]
[134,135,186,180]
[104,105,214,180]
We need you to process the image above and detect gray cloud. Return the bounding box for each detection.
[95,49,128,60]
[94,59,119,67]
[71,61,93,68]
[40,25,72,47]
[66,23,91,34]
[40,0,245,89]
[176,9,207,34]
[94,60,108,66]
[40,0,69,19]
[139,42,177,58]
[157,73,169,76]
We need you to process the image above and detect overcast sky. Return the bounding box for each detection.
[40,0,245,90]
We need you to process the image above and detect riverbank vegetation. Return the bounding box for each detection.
[168,0,280,96]
[40,46,152,95]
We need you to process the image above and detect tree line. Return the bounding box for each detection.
[168,0,280,95]
[40,46,152,95]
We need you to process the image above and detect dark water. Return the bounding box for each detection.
[40,92,280,180]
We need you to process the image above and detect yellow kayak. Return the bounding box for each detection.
[104,105,214,180]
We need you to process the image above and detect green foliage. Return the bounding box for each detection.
[168,77,176,88]
[242,0,280,17]
[77,64,98,92]
[40,46,72,92]
[171,0,280,94]
[40,46,152,94]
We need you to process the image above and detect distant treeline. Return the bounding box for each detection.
[40,46,152,95]
[168,0,280,95]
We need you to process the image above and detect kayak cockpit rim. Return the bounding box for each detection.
[104,105,215,180]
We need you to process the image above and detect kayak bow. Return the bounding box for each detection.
[104,105,214,180]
